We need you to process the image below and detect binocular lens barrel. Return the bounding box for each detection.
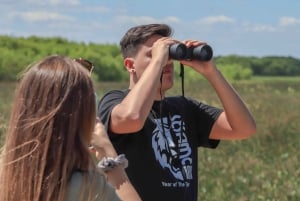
[169,43,213,61]
[169,43,187,60]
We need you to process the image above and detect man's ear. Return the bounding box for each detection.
[124,58,135,73]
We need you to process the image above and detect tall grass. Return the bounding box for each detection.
[0,82,16,143]
[0,78,299,200]
[193,79,300,201]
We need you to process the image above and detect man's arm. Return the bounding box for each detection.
[180,40,256,140]
[205,67,256,140]
[109,37,175,134]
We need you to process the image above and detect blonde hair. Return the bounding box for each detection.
[0,55,97,201]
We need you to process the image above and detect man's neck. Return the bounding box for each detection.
[154,89,166,101]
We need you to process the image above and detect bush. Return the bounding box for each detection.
[219,64,253,81]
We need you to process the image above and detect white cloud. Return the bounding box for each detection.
[163,16,181,24]
[11,11,74,22]
[26,0,80,6]
[115,15,181,25]
[196,15,235,25]
[245,24,276,32]
[49,0,79,5]
[116,16,157,24]
[83,6,111,13]
[117,16,157,24]
[279,16,300,26]
[242,16,300,33]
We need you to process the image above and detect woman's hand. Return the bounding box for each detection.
[90,118,117,160]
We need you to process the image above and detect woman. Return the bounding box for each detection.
[0,55,140,201]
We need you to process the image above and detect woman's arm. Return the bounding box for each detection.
[91,119,141,201]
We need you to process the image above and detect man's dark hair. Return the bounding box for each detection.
[120,23,173,58]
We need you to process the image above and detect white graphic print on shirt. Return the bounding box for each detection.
[152,114,192,186]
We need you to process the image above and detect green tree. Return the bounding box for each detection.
[218,63,253,81]
[1,35,300,81]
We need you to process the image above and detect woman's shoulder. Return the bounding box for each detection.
[66,170,121,201]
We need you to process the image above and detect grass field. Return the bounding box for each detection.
[0,77,299,200]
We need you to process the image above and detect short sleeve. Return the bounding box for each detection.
[186,97,223,148]
[98,90,128,131]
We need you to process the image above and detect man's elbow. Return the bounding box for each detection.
[113,112,145,133]
[240,123,257,139]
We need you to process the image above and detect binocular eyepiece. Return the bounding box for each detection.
[169,43,213,61]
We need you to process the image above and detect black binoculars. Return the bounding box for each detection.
[169,43,213,61]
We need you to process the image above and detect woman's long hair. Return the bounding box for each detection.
[0,55,97,201]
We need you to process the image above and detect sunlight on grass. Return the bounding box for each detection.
[1,79,299,201]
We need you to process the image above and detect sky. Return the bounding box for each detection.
[1,0,300,58]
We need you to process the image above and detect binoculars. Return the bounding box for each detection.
[169,43,213,61]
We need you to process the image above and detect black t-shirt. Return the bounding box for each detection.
[98,89,222,201]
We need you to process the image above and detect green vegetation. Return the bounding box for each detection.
[1,35,299,200]
[1,78,299,200]
[215,55,300,76]
[0,35,126,81]
[1,35,300,82]
[195,78,300,201]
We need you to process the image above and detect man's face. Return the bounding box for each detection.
[133,34,174,91]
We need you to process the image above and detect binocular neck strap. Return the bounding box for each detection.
[180,63,185,97]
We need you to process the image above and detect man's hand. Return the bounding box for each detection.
[179,40,217,76]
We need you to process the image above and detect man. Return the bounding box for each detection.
[98,24,256,201]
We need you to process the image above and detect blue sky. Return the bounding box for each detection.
[1,0,300,58]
